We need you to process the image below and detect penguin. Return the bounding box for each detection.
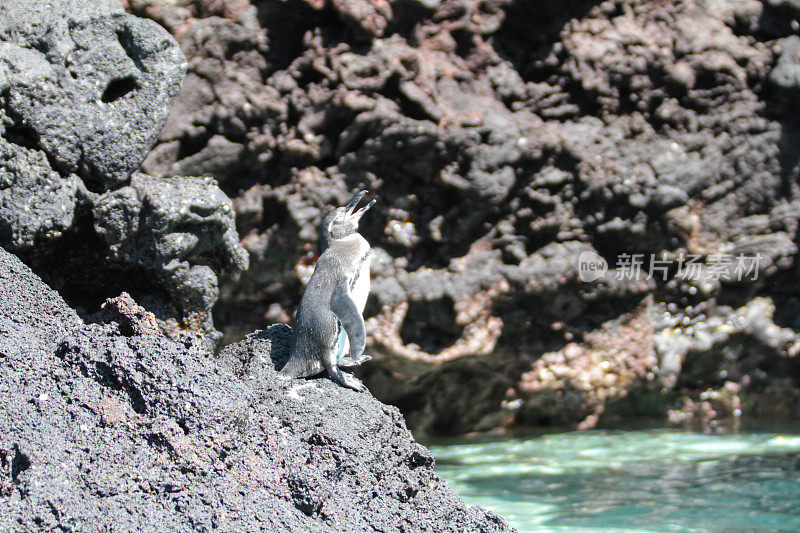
[279,190,376,391]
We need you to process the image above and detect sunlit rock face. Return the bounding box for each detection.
[134,0,800,434]
[0,0,248,346]
[0,0,185,190]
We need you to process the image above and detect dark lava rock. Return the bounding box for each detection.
[0,248,510,531]
[0,0,247,347]
[100,291,162,336]
[91,172,249,345]
[131,0,800,435]
[0,138,83,250]
[0,0,185,191]
[769,36,800,110]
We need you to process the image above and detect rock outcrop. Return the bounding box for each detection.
[3,0,798,442]
[125,0,800,434]
[0,247,509,531]
[0,0,248,346]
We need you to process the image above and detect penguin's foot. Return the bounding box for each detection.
[328,365,367,392]
[339,353,372,367]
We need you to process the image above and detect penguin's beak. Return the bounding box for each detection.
[345,190,376,221]
[345,190,367,213]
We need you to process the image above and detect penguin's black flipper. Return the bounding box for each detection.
[334,323,372,366]
[330,282,367,361]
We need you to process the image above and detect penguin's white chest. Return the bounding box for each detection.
[352,252,371,312]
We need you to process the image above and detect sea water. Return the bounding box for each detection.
[430,428,800,532]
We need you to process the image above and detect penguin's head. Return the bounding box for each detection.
[319,190,376,250]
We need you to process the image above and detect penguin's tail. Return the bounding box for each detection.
[278,351,324,379]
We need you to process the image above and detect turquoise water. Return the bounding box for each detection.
[430,429,800,532]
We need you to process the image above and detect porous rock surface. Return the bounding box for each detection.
[0,0,248,346]
[0,248,509,531]
[0,0,184,190]
[130,0,800,435]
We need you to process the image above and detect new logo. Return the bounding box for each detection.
[578,251,608,282]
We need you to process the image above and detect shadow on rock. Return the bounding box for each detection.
[218,323,294,378]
